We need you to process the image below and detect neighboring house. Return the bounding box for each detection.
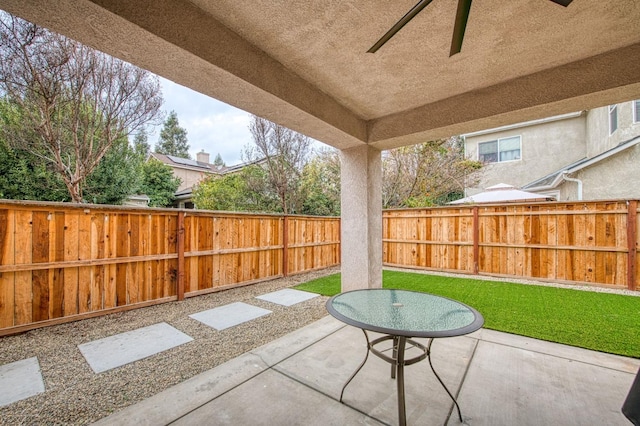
[149,150,263,208]
[463,100,640,201]
[149,150,221,192]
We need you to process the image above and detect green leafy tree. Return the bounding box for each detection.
[1,97,149,204]
[382,137,483,208]
[140,159,181,207]
[0,98,69,200]
[155,111,190,158]
[83,136,145,204]
[193,165,278,212]
[0,138,69,201]
[193,174,246,211]
[133,128,151,159]
[300,148,340,216]
[0,13,162,202]
[213,153,225,167]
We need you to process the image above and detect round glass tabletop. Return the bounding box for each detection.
[326,289,484,338]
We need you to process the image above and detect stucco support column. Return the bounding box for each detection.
[340,145,383,291]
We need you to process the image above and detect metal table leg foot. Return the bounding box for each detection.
[427,339,463,422]
[340,329,371,402]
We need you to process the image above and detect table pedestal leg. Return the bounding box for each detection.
[340,333,464,425]
[396,336,407,426]
[391,336,398,379]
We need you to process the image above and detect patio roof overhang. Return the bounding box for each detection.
[2,0,640,152]
[4,0,640,291]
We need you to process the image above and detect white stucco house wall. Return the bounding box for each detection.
[463,100,640,201]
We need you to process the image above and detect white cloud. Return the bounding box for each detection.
[150,77,252,166]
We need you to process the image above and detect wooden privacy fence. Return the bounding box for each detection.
[0,201,340,335]
[383,200,639,290]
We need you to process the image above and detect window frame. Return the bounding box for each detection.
[477,135,522,164]
[634,100,640,124]
[609,104,618,134]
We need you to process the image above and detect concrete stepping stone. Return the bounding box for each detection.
[78,322,193,374]
[189,302,271,331]
[0,357,45,407]
[255,289,319,307]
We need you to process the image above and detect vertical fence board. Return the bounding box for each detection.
[49,211,65,319]
[14,210,32,325]
[129,214,140,304]
[547,205,558,280]
[77,213,92,314]
[63,213,79,316]
[103,214,116,309]
[116,214,129,306]
[0,209,14,328]
[31,211,49,322]
[209,217,221,288]
[584,206,597,283]
[166,215,178,297]
[92,214,105,311]
[505,209,516,276]
[211,217,221,288]
[183,215,194,293]
[538,207,549,278]
[140,213,151,302]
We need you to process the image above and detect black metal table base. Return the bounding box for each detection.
[340,330,463,426]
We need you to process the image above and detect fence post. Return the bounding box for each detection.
[627,200,637,291]
[177,211,185,301]
[338,217,342,267]
[283,216,289,277]
[473,206,479,274]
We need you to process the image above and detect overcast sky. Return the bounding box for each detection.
[150,77,329,166]
[148,77,253,166]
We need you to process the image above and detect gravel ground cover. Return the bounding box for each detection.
[0,267,337,425]
[1,266,636,425]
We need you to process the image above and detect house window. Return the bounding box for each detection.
[478,136,521,163]
[609,104,618,134]
[634,100,640,123]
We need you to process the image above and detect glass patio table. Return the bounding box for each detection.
[326,288,484,426]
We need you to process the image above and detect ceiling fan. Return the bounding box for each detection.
[367,0,573,56]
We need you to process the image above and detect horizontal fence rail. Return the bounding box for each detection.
[0,201,340,335]
[383,200,639,291]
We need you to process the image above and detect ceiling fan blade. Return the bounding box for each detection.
[367,0,434,53]
[548,0,573,6]
[449,0,472,56]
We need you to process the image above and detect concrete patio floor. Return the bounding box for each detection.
[94,316,639,426]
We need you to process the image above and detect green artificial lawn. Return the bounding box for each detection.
[295,270,640,358]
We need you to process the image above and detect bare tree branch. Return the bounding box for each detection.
[245,115,311,214]
[382,137,483,207]
[0,12,162,202]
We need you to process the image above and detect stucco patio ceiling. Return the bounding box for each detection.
[3,0,640,152]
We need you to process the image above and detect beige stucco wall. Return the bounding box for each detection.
[586,102,640,157]
[465,114,586,194]
[558,144,640,201]
[172,168,211,191]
